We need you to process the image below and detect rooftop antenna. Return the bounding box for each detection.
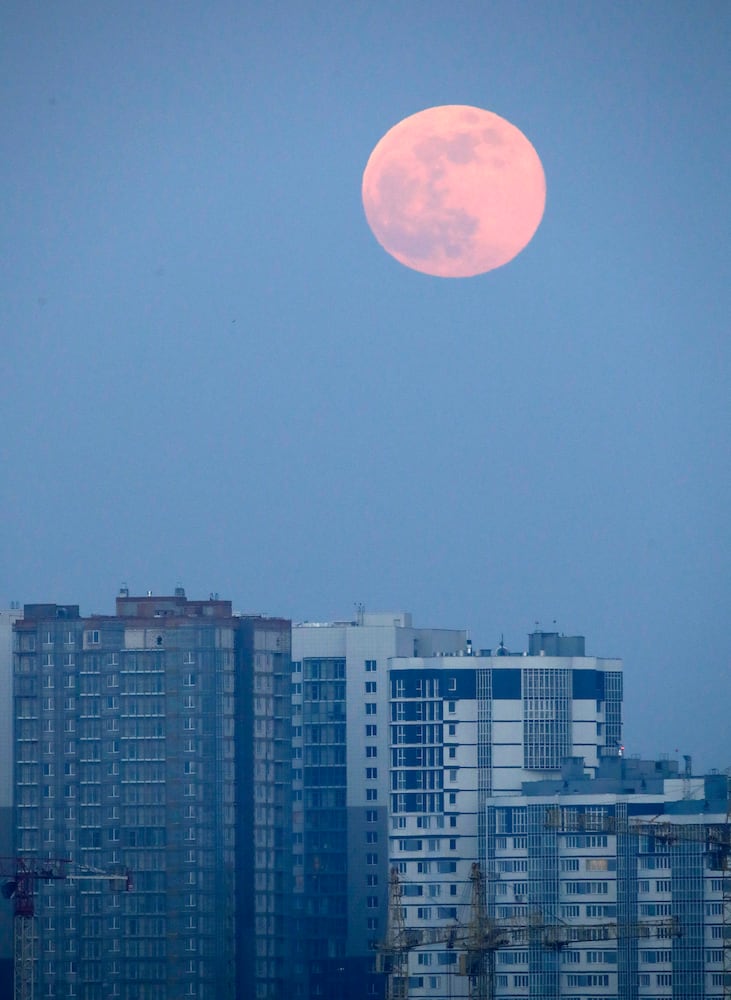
[682,754,693,799]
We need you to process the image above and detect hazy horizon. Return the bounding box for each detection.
[2,2,729,773]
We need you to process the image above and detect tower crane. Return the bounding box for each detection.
[0,856,131,1000]
[377,863,679,1000]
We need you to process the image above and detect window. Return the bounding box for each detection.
[400,839,423,852]
[447,701,456,713]
[366,789,378,801]
[366,810,377,822]
[366,768,378,779]
[365,660,377,672]
[366,853,378,865]
[566,974,610,987]
[563,881,610,895]
[639,950,672,964]
[585,949,616,964]
[366,831,378,843]
[586,857,614,871]
[365,681,377,693]
[365,703,377,715]
[366,746,377,758]
[367,896,378,909]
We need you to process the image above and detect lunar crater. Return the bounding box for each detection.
[362,105,545,277]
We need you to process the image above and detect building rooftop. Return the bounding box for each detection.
[520,755,729,815]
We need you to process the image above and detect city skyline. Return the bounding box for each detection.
[6,591,728,1000]
[6,586,727,775]
[2,4,729,778]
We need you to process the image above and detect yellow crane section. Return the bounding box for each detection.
[377,863,679,1000]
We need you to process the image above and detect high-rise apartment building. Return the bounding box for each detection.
[12,590,292,1000]
[385,632,623,1000]
[485,756,730,1000]
[1,605,22,995]
[290,612,467,1000]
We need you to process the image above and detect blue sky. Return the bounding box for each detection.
[2,1,729,770]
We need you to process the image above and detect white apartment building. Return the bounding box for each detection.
[385,632,623,1000]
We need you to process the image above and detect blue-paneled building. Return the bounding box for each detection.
[12,590,293,1000]
[485,756,730,1000]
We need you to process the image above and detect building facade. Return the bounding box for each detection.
[485,757,731,1000]
[290,612,467,1000]
[11,590,292,1000]
[1,606,22,995]
[385,632,623,1000]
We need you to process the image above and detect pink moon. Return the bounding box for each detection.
[361,105,546,278]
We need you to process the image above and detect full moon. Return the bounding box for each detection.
[362,105,546,278]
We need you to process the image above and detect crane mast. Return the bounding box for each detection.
[379,867,413,1000]
[0,856,131,1000]
[378,864,681,1000]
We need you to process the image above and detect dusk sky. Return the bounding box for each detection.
[2,2,729,770]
